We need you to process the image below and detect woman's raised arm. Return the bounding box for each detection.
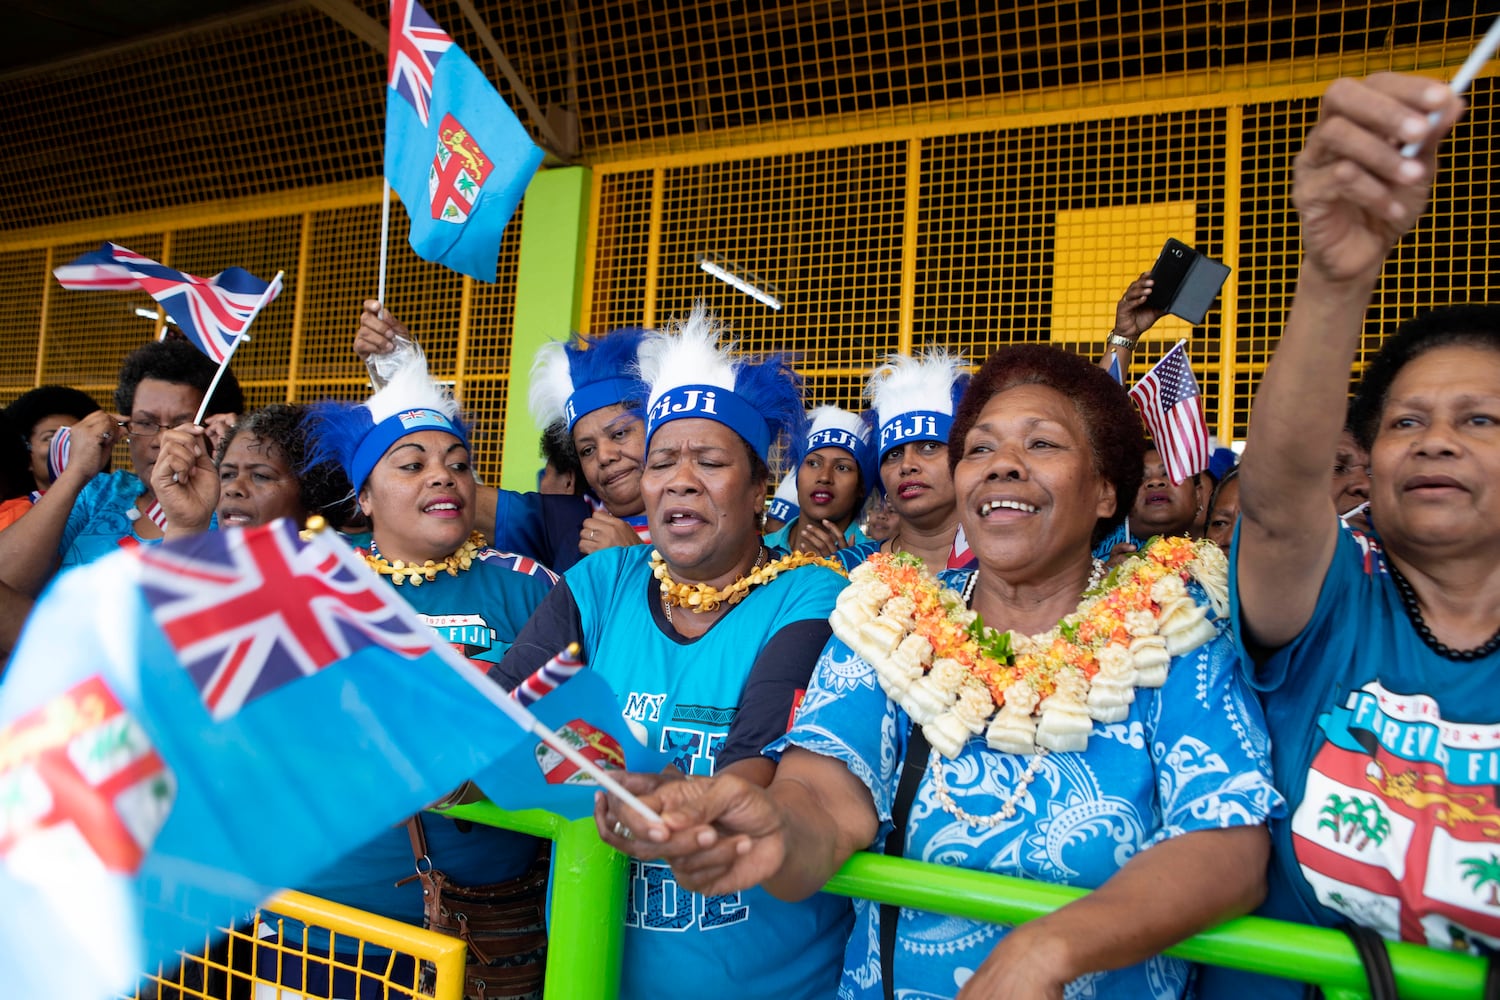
[1237,75,1463,649]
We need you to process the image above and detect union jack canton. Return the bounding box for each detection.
[137,521,434,721]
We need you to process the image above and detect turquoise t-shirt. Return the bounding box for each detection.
[1201,523,1500,998]
[59,470,154,568]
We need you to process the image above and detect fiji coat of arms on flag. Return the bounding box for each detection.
[431,113,494,224]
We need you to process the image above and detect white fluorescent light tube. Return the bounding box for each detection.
[697,253,783,311]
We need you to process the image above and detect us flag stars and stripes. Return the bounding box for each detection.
[137,520,436,722]
[388,0,453,127]
[1129,340,1210,485]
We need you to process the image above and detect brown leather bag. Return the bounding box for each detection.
[402,815,549,1000]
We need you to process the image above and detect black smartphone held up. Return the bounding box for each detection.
[1144,238,1231,325]
[1145,238,1196,311]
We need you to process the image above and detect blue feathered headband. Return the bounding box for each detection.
[529,327,650,433]
[866,350,969,459]
[636,304,806,462]
[302,354,469,494]
[765,467,799,524]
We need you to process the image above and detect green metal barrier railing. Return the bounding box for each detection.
[443,801,1490,1000]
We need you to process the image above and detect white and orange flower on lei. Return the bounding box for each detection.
[828,536,1229,758]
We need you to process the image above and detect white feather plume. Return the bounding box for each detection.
[528,340,576,428]
[362,345,458,423]
[865,349,965,426]
[637,302,737,409]
[772,466,799,502]
[806,405,869,443]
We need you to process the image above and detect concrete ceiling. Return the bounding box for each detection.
[3,0,273,75]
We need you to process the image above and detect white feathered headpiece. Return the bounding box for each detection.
[304,343,467,493]
[865,349,968,459]
[636,303,806,461]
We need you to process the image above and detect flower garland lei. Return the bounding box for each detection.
[364,531,484,586]
[651,548,848,613]
[829,536,1230,758]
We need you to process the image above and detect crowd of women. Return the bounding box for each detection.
[1,72,1497,1000]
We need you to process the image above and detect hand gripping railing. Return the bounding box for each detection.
[440,801,1491,1000]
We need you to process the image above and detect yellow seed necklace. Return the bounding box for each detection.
[364,531,484,586]
[651,546,848,615]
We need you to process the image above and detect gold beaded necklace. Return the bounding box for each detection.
[652,546,848,618]
[364,531,484,586]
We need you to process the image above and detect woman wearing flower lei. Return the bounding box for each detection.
[611,343,1284,999]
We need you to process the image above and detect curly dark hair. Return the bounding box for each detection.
[4,385,101,436]
[1350,305,1500,451]
[115,340,244,416]
[539,419,586,496]
[217,404,357,529]
[948,344,1145,544]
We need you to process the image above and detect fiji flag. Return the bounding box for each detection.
[385,0,543,282]
[0,521,536,999]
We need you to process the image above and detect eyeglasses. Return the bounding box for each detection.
[124,418,193,437]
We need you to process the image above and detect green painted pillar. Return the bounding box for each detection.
[543,816,628,998]
[501,166,592,491]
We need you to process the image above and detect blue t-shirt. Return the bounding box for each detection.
[774,569,1284,1000]
[59,470,156,568]
[298,549,556,925]
[1201,524,1500,999]
[498,544,854,1000]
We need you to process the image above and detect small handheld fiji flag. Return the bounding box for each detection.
[510,642,584,706]
[0,520,653,999]
[474,647,667,821]
[1129,340,1210,485]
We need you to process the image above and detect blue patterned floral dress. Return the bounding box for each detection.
[769,571,1285,1000]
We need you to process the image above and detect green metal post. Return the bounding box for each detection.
[499,166,592,491]
[440,801,626,1000]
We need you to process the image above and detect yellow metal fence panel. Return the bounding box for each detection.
[1,7,1497,454]
[122,889,468,1000]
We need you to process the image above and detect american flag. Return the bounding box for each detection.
[54,242,282,364]
[1129,340,1209,485]
[137,521,436,721]
[388,0,453,127]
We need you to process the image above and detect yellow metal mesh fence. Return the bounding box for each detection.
[1,4,1496,456]
[121,890,467,1000]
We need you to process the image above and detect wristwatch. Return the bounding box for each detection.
[1106,332,1137,349]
